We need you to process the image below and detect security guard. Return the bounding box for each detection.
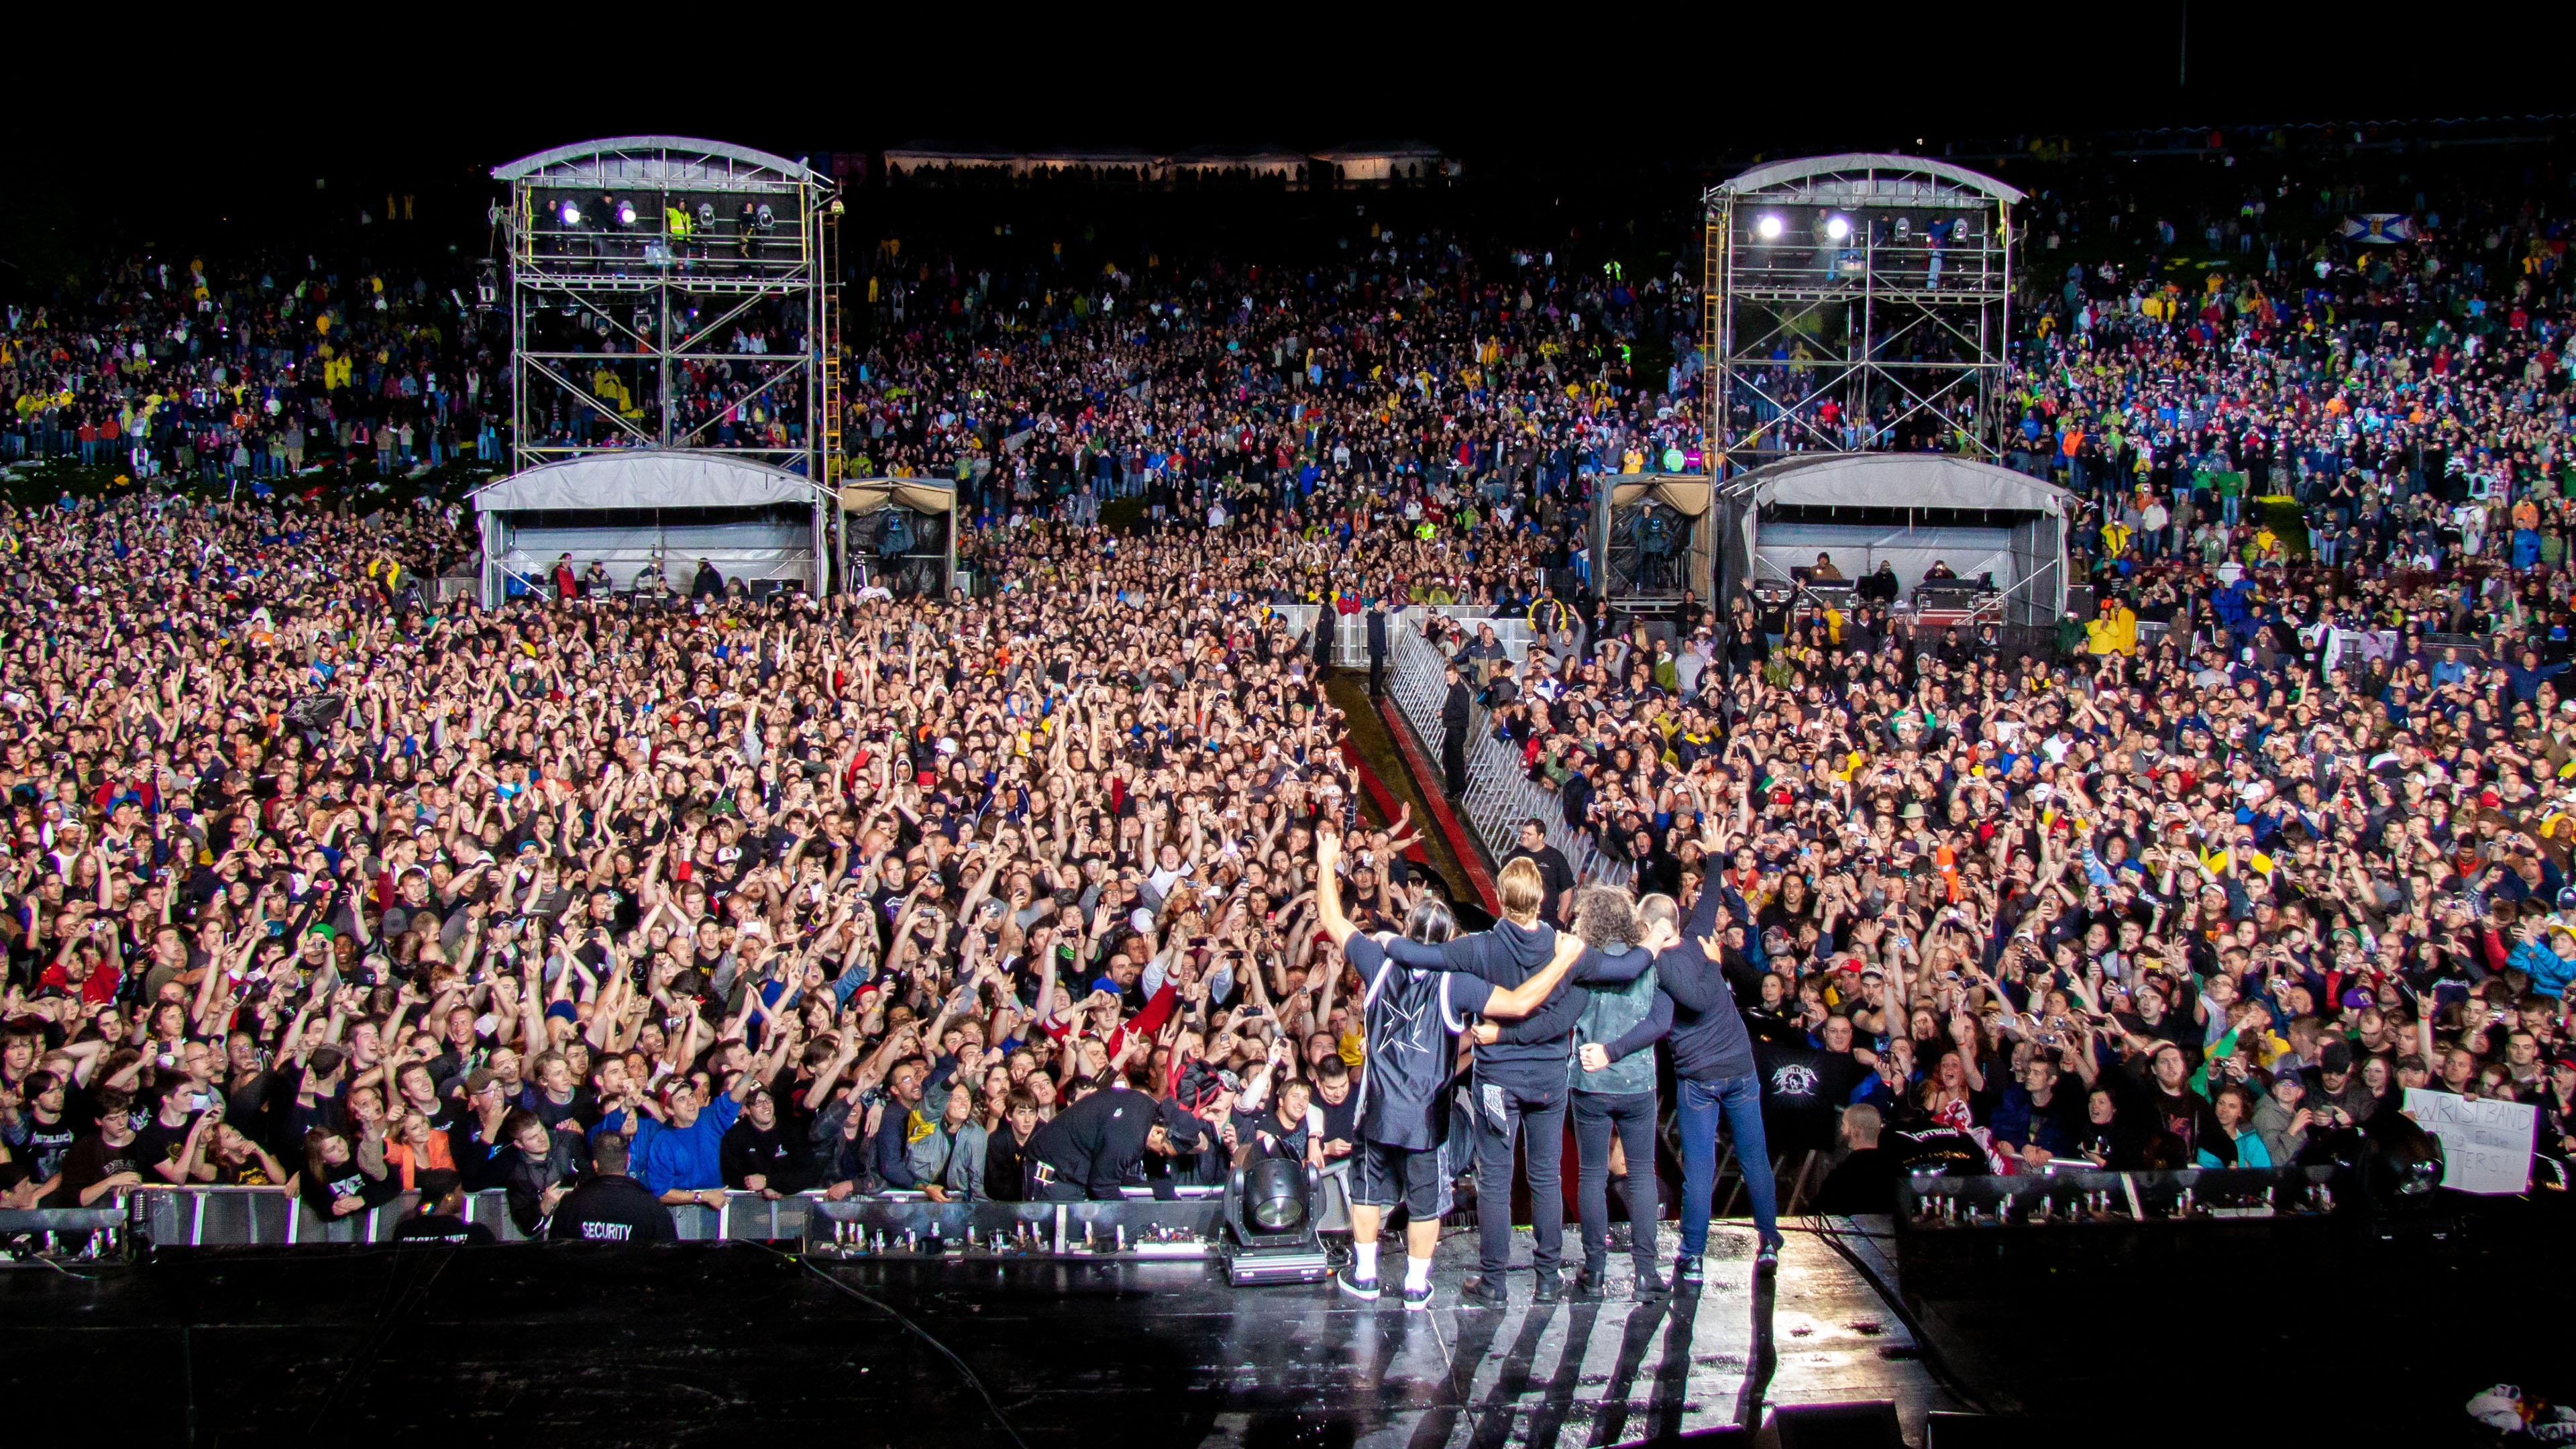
[546,1134,675,1243]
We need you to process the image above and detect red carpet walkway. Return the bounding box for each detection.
[1370,696,1499,915]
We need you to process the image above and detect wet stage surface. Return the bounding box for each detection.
[0,1222,1949,1446]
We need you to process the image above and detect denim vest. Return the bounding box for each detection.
[1570,945,1659,1097]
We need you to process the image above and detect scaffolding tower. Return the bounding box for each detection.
[492,136,841,484]
[1703,154,2019,471]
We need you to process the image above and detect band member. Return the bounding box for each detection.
[1582,885,1783,1284]
[1314,828,1580,1311]
[1379,859,1663,1306]
[1564,886,1668,1298]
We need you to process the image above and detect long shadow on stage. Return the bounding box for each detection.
[0,1228,1775,1448]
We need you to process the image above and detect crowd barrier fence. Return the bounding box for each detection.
[1387,621,1627,887]
[1894,1162,2346,1229]
[18,1180,1325,1255]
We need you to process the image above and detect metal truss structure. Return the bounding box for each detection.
[1703,154,2019,470]
[492,137,841,484]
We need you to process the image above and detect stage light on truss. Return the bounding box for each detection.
[557,199,582,227]
[1825,215,1851,241]
[615,198,638,226]
[1755,214,1784,241]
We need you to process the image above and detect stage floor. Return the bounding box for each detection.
[1165,1222,1947,1448]
[0,1220,1946,1446]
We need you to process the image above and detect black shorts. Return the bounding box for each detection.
[1351,1138,1451,1220]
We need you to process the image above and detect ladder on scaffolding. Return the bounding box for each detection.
[820,204,845,484]
[818,199,845,592]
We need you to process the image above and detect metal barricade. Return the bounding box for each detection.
[126,1185,825,1248]
[1244,604,1537,672]
[136,1185,419,1246]
[1386,623,1627,888]
[113,1183,1297,1254]
[0,1206,127,1267]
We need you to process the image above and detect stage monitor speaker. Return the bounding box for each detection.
[1774,1400,1905,1449]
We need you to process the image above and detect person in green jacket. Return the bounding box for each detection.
[2214,468,2245,527]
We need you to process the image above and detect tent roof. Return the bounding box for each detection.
[1713,152,2023,207]
[1171,144,1308,165]
[1020,146,1164,166]
[492,136,815,193]
[1722,453,2069,517]
[883,141,1025,161]
[839,478,957,514]
[474,451,827,514]
[1311,140,1444,162]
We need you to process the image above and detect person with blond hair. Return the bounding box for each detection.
[1313,828,1583,1311]
[1381,859,1663,1307]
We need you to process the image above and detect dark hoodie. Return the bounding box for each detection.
[1385,916,1651,1091]
[1603,873,1758,1083]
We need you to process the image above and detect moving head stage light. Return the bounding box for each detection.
[1220,1157,1330,1286]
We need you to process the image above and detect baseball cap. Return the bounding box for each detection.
[1152,1097,1212,1146]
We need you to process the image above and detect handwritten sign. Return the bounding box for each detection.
[2403,1089,2536,1195]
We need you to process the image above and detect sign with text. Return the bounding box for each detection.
[2404,1089,2536,1195]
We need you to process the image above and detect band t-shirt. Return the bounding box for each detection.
[52,1132,141,1208]
[1752,1038,1870,1153]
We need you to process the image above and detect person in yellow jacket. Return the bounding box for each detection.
[2084,598,2137,655]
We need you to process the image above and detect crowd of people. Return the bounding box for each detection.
[2,248,509,487]
[2,140,2573,1296]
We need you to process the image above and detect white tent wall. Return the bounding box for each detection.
[494,521,816,598]
[1716,454,2072,621]
[1753,522,2015,596]
[2006,515,2065,628]
[473,451,830,605]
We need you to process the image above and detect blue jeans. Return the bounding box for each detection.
[1676,1073,1779,1256]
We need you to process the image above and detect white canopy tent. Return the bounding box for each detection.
[1310,142,1445,184]
[473,451,830,605]
[882,142,1024,174]
[1716,454,2072,625]
[1169,145,1310,184]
